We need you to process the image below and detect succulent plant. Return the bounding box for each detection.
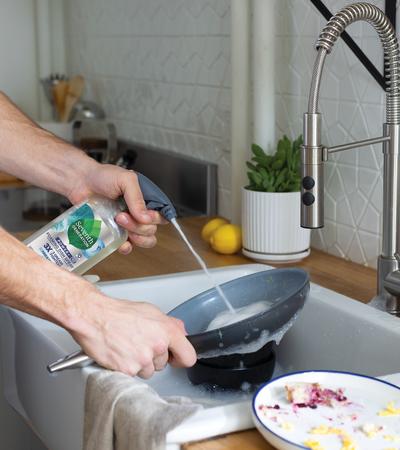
[246,135,303,193]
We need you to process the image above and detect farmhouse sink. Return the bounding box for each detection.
[1,264,400,450]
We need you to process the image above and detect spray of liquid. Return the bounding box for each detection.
[171,218,235,313]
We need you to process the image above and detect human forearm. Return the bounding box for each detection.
[0,92,97,197]
[0,228,196,376]
[0,227,98,330]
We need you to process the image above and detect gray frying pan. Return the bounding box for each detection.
[168,268,310,356]
[48,268,309,372]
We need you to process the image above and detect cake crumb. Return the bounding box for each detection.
[360,423,384,438]
[280,421,294,431]
[379,401,400,417]
[383,434,400,442]
[303,439,325,450]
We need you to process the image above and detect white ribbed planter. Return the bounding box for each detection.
[242,188,311,263]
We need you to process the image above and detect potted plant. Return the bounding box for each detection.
[242,135,311,263]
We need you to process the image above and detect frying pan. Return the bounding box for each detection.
[48,268,309,373]
[168,268,310,356]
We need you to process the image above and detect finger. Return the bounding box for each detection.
[121,171,152,224]
[153,353,169,371]
[116,211,165,228]
[168,334,197,368]
[148,210,169,225]
[170,317,187,334]
[115,213,158,235]
[118,241,133,255]
[128,233,157,249]
[137,363,155,379]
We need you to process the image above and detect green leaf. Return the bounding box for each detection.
[252,143,266,158]
[262,178,270,190]
[259,167,269,179]
[246,161,258,172]
[275,170,285,188]
[272,158,284,170]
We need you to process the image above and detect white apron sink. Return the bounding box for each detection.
[1,264,399,450]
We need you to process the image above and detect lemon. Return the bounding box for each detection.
[209,224,242,255]
[201,217,229,243]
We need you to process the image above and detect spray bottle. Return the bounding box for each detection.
[25,173,177,275]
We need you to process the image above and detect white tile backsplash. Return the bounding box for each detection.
[64,0,396,267]
[64,0,231,216]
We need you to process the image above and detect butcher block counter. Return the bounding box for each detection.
[81,216,376,450]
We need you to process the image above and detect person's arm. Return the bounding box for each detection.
[0,228,196,377]
[0,92,94,197]
[0,92,197,377]
[0,92,164,253]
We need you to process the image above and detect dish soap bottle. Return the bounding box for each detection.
[24,173,177,275]
[25,196,128,275]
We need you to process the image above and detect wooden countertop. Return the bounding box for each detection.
[23,216,378,449]
[84,216,376,305]
[0,172,28,189]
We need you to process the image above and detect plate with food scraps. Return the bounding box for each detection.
[252,370,400,450]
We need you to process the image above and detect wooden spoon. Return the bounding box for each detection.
[52,80,68,121]
[61,75,85,122]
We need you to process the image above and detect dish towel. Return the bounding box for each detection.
[83,370,201,450]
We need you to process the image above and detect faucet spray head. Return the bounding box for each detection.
[301,112,325,229]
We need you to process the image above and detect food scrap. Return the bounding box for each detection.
[285,382,347,409]
[280,421,294,431]
[257,403,282,421]
[309,425,357,450]
[378,401,400,417]
[310,425,341,434]
[303,439,325,450]
[383,434,400,442]
[360,423,384,438]
[258,404,280,411]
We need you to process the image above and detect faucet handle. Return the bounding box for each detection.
[301,113,325,229]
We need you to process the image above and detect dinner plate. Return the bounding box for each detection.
[252,370,400,450]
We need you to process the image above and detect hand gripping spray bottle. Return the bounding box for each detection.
[25,173,177,276]
[29,173,177,374]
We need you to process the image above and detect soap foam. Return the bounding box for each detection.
[197,313,298,360]
[205,301,271,331]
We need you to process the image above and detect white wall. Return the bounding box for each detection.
[0,0,39,119]
[63,0,232,218]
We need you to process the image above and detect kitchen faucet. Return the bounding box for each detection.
[301,3,400,315]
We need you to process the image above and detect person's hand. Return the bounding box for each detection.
[67,163,167,254]
[70,292,197,378]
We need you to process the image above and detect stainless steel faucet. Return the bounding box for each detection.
[301,3,400,315]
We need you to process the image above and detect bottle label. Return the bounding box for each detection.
[28,203,114,271]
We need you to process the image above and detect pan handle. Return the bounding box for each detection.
[47,350,93,373]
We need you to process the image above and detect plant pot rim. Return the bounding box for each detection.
[242,187,300,194]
